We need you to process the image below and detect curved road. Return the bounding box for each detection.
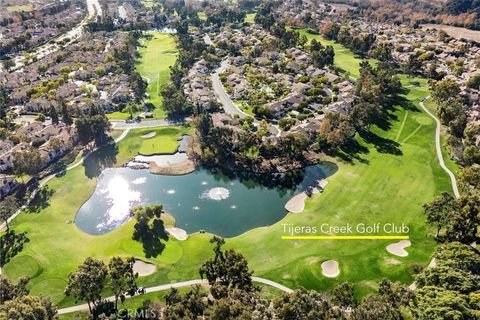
[419,96,460,198]
[211,60,251,119]
[58,277,292,315]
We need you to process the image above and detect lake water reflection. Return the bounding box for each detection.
[75,163,337,237]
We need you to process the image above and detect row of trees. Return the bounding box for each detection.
[159,19,208,117]
[429,78,470,163]
[65,257,138,317]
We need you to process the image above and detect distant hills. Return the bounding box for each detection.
[444,0,480,15]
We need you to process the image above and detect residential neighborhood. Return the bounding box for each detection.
[0,0,479,319]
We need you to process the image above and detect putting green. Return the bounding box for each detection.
[115,125,192,164]
[2,255,41,281]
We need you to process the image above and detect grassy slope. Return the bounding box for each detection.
[107,32,178,120]
[4,33,456,306]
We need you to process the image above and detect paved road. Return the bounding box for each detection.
[58,277,292,315]
[211,60,250,119]
[419,96,460,198]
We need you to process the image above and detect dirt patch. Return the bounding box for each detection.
[133,260,156,276]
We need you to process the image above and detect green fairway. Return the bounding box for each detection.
[289,27,376,78]
[109,32,178,120]
[2,35,456,307]
[115,125,192,164]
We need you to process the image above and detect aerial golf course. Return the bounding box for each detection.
[2,30,457,317]
[107,32,177,120]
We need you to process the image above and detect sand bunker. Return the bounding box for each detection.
[133,260,156,276]
[135,153,189,167]
[141,132,156,139]
[285,179,329,213]
[321,260,340,278]
[285,192,308,213]
[386,240,411,257]
[166,227,188,241]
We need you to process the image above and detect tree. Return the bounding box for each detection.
[273,288,338,319]
[13,147,43,178]
[160,82,192,116]
[0,276,29,304]
[332,282,355,308]
[49,106,59,124]
[318,113,356,149]
[108,257,138,312]
[131,205,168,258]
[199,236,255,298]
[65,257,108,313]
[60,102,73,125]
[423,192,455,237]
[0,84,8,120]
[0,295,57,320]
[0,196,18,232]
[430,79,461,105]
[459,164,480,191]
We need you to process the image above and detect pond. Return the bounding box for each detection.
[75,163,337,237]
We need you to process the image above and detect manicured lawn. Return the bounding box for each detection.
[289,27,376,78]
[110,32,178,120]
[3,34,457,308]
[116,125,192,164]
[138,32,178,119]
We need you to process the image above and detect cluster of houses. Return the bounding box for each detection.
[211,25,356,126]
[1,31,136,115]
[345,20,480,137]
[0,121,77,199]
[0,0,84,59]
[183,58,214,108]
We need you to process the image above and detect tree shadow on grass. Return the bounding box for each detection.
[359,131,402,156]
[83,143,118,179]
[0,230,29,267]
[326,138,370,164]
[133,218,169,259]
[27,186,55,213]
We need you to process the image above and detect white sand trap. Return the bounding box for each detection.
[285,192,308,213]
[386,240,411,257]
[321,260,340,278]
[133,260,156,276]
[166,227,188,241]
[141,132,156,139]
